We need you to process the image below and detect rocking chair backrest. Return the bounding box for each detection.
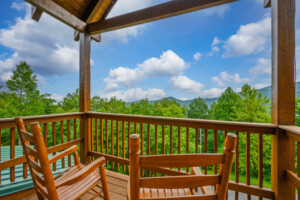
[15,118,59,200]
[129,133,237,200]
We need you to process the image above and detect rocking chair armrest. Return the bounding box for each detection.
[49,145,78,165]
[55,157,106,189]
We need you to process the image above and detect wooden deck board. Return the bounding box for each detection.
[21,170,128,200]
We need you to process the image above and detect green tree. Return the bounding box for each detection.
[212,87,241,121]
[59,89,79,112]
[5,61,44,116]
[235,84,270,123]
[187,97,209,119]
[127,99,153,115]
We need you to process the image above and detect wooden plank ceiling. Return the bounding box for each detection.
[25,0,241,35]
[52,0,113,23]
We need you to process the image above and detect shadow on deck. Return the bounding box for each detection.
[21,170,128,200]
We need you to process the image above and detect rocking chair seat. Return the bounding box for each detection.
[53,164,103,200]
[127,181,194,199]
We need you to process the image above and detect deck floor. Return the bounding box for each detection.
[21,170,128,200]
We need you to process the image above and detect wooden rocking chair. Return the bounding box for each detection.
[15,118,110,200]
[127,133,237,200]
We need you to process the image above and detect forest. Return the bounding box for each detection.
[1,62,300,187]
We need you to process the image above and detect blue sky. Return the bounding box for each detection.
[0,0,299,102]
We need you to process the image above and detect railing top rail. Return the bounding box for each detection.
[279,125,300,141]
[0,112,84,129]
[87,111,277,134]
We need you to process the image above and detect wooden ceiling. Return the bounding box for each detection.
[25,0,241,37]
[51,0,113,23]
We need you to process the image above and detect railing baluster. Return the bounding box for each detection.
[204,129,208,175]
[186,127,189,172]
[214,130,217,174]
[258,133,263,200]
[122,121,125,172]
[10,127,15,182]
[111,120,114,169]
[60,121,65,168]
[91,118,94,161]
[148,123,151,176]
[170,125,173,155]
[52,122,56,171]
[246,132,251,200]
[195,128,198,153]
[141,123,144,177]
[235,132,239,200]
[178,126,181,154]
[155,124,158,176]
[0,129,1,184]
[67,120,71,167]
[134,122,137,133]
[100,119,103,154]
[95,119,99,152]
[106,119,108,165]
[44,123,48,147]
[116,120,119,171]
[127,121,131,159]
[73,119,77,140]
[162,125,165,155]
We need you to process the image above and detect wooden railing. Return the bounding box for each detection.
[279,125,300,200]
[0,113,84,185]
[6,112,300,199]
[87,112,276,200]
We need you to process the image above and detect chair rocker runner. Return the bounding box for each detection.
[127,133,237,200]
[15,118,110,200]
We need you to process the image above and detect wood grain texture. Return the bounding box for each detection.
[87,0,238,34]
[25,0,86,31]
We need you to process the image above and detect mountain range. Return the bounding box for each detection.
[128,82,300,107]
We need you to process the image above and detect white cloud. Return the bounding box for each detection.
[0,52,19,83]
[11,2,25,11]
[51,93,64,102]
[212,46,220,52]
[208,37,221,57]
[249,58,271,76]
[212,72,250,87]
[0,2,79,85]
[104,50,189,90]
[202,88,226,98]
[178,97,188,101]
[170,75,225,98]
[170,76,204,94]
[102,0,152,43]
[193,52,202,61]
[200,4,230,18]
[101,88,166,102]
[223,17,271,57]
[235,88,242,93]
[212,37,221,46]
[254,84,268,89]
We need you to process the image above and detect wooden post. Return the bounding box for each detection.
[79,32,92,164]
[270,0,296,199]
[129,134,140,200]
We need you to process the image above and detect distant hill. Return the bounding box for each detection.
[127,82,300,107]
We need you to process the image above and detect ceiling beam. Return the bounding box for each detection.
[264,0,271,8]
[25,0,86,31]
[74,30,101,42]
[87,0,238,35]
[31,6,43,22]
[81,0,105,23]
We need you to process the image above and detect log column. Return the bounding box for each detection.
[270,0,296,199]
[79,32,92,164]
